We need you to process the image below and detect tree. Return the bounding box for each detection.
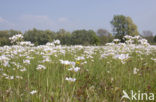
[97,29,113,45]
[24,28,55,45]
[71,30,99,45]
[142,30,154,43]
[111,15,139,42]
[142,30,153,37]
[0,30,22,46]
[55,29,72,45]
[154,35,156,43]
[97,29,110,36]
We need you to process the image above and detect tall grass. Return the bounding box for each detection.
[0,35,156,101]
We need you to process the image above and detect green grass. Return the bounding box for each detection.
[0,46,156,102]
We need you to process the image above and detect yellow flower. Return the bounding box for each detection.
[76,61,80,65]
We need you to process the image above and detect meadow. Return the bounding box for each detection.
[0,34,156,102]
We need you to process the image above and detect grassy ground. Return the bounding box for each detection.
[0,44,156,102]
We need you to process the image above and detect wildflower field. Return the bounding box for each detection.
[0,34,156,102]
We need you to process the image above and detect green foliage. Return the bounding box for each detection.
[111,15,139,42]
[97,29,114,45]
[0,30,22,46]
[55,29,72,45]
[0,29,101,46]
[71,30,100,45]
[24,28,56,45]
[142,30,154,43]
[154,35,156,43]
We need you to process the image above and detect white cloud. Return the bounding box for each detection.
[58,17,68,23]
[18,15,77,31]
[0,15,78,32]
[18,15,57,30]
[20,15,52,23]
[0,17,6,23]
[57,17,81,31]
[0,17,15,29]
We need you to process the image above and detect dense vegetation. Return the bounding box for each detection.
[0,15,156,46]
[0,34,156,101]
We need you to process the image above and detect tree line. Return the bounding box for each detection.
[0,15,156,46]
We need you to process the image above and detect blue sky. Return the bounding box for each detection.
[0,0,156,34]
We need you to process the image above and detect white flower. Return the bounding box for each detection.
[105,43,115,46]
[9,34,23,43]
[16,76,23,79]
[125,39,134,44]
[113,39,120,42]
[138,39,149,46]
[124,35,132,39]
[0,55,10,67]
[42,56,51,63]
[23,60,30,64]
[133,35,140,40]
[107,71,110,73]
[65,77,76,82]
[81,61,87,65]
[36,65,46,70]
[46,42,55,46]
[68,67,80,72]
[113,54,129,61]
[60,60,70,65]
[2,73,7,76]
[19,41,34,46]
[151,58,156,62]
[5,76,14,80]
[20,68,27,72]
[59,60,75,66]
[30,90,37,95]
[53,39,60,45]
[133,68,139,74]
[75,56,85,61]
[26,56,34,60]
